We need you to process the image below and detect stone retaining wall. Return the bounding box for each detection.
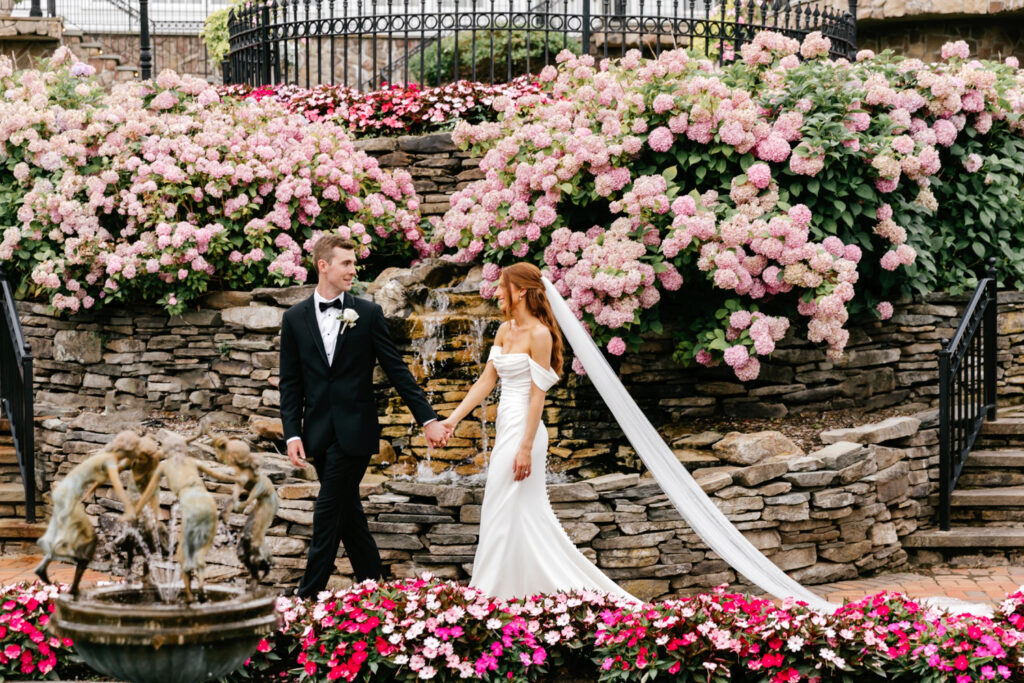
[36,411,938,602]
[17,262,1024,482]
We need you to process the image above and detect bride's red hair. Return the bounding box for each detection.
[498,263,564,374]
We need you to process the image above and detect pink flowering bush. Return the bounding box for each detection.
[0,49,430,314]
[436,34,1024,379]
[219,77,547,137]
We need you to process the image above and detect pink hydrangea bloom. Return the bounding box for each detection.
[606,337,626,356]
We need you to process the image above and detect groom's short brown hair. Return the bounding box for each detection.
[313,234,358,267]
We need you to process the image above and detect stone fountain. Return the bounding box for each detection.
[38,426,280,683]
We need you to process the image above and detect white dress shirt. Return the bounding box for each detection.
[313,290,345,366]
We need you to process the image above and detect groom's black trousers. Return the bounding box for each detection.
[297,442,382,598]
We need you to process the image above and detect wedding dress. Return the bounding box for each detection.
[469,346,638,602]
[539,277,1000,617]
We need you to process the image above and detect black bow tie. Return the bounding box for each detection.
[318,297,343,312]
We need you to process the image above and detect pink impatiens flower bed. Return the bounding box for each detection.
[9,576,1024,681]
[218,77,548,137]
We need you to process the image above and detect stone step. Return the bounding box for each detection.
[951,486,1024,507]
[904,526,1024,548]
[0,446,18,466]
[965,449,1024,468]
[0,483,26,503]
[0,519,47,540]
[959,471,1024,488]
[949,509,1024,524]
[980,419,1024,437]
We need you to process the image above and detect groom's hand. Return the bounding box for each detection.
[424,421,451,448]
[287,439,308,468]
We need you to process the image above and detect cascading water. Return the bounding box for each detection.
[411,290,452,475]
[412,290,451,378]
[149,503,182,604]
[467,316,491,463]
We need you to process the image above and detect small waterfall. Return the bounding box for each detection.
[467,316,491,463]
[411,291,452,475]
[412,291,451,378]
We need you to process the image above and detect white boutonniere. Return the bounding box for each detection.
[338,307,359,334]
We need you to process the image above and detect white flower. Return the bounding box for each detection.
[335,307,360,327]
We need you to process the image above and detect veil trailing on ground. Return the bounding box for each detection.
[542,277,839,613]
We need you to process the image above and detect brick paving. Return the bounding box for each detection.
[2,555,1023,609]
[809,565,1024,606]
[0,555,109,589]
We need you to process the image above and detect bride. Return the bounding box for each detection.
[440,262,637,602]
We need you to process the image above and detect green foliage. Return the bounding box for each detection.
[201,0,247,66]
[407,30,581,86]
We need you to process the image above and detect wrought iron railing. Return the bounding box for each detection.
[937,258,998,531]
[225,0,858,90]
[0,272,35,524]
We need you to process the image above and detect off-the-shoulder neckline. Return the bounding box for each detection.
[490,346,558,376]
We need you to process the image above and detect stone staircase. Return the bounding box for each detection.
[0,418,48,554]
[905,406,1024,560]
[63,30,140,87]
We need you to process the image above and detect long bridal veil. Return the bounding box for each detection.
[542,277,839,613]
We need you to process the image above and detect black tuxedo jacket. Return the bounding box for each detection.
[278,292,436,462]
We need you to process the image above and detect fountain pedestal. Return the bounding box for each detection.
[51,585,278,683]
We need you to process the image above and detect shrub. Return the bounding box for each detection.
[435,36,1024,378]
[0,49,431,314]
[408,30,582,87]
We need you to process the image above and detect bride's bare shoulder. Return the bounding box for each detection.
[494,320,511,344]
[528,325,552,366]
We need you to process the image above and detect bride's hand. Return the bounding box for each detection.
[512,446,532,481]
[440,417,458,434]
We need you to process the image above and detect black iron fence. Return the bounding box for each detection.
[0,272,35,524]
[225,0,858,90]
[937,259,998,531]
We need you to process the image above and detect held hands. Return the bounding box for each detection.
[512,445,532,481]
[424,420,453,448]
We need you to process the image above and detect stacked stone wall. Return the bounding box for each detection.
[31,412,937,601]
[17,271,1024,483]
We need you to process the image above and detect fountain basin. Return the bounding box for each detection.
[51,584,279,683]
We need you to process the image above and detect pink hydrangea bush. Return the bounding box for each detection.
[0,50,430,314]
[435,35,1024,379]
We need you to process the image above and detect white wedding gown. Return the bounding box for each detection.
[469,346,637,602]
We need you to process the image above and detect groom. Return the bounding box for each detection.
[279,234,451,597]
